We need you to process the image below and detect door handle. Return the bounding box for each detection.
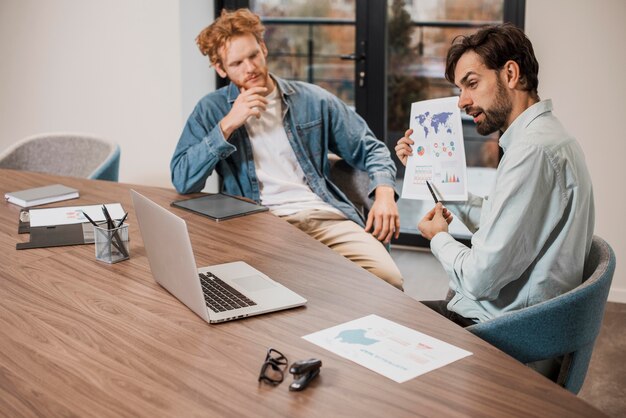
[340,53,366,61]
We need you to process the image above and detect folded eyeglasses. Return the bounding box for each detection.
[258,348,322,391]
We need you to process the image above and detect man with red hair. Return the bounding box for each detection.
[171,9,403,289]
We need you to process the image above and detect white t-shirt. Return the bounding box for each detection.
[244,86,345,217]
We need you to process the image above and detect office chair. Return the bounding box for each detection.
[0,132,121,181]
[466,235,615,394]
[328,154,372,217]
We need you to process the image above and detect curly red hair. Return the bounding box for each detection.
[196,8,266,67]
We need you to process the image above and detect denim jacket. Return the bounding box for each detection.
[170,75,397,227]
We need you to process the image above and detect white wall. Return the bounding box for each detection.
[526,0,626,302]
[0,0,215,188]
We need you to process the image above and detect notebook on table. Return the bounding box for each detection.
[5,184,79,208]
[131,190,306,324]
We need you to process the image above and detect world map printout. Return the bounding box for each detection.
[401,96,468,201]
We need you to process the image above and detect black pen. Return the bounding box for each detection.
[102,205,114,229]
[82,211,100,227]
[101,206,129,258]
[116,212,128,228]
[425,180,439,204]
[83,210,124,257]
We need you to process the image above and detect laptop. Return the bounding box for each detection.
[131,190,307,323]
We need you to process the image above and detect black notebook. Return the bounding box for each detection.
[171,194,268,221]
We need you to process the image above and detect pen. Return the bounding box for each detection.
[116,212,128,228]
[82,211,101,227]
[101,206,129,258]
[102,205,114,229]
[83,210,124,257]
[425,180,439,204]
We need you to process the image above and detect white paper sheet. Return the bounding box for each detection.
[29,204,125,227]
[401,96,468,201]
[303,314,472,383]
[398,167,497,240]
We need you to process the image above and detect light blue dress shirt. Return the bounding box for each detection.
[431,100,595,322]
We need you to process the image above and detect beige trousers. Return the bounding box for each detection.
[282,209,404,290]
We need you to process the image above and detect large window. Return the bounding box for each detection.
[217,0,525,246]
[388,0,505,176]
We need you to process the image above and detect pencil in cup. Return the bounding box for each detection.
[93,222,130,263]
[83,210,129,262]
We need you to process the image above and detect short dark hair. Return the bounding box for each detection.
[445,23,539,97]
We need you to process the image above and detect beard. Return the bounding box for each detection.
[467,77,512,136]
[240,68,271,91]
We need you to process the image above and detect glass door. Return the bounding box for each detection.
[248,1,358,107]
[219,0,387,139]
[387,0,504,174]
[386,0,518,246]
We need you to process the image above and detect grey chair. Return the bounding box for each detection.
[328,153,372,217]
[466,236,616,394]
[0,132,120,181]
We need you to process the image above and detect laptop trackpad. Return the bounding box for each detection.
[232,275,276,292]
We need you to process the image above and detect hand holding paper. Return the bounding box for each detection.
[399,97,468,202]
[395,128,415,166]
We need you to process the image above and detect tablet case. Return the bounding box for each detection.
[171,194,268,221]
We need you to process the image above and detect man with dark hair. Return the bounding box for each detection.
[171,9,404,289]
[395,23,594,325]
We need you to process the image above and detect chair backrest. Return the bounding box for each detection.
[328,154,372,216]
[467,236,616,394]
[0,132,120,181]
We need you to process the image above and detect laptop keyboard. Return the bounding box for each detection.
[199,272,257,313]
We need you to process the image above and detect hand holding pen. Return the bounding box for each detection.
[425,181,452,221]
[418,181,454,240]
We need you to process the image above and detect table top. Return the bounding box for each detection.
[0,169,605,417]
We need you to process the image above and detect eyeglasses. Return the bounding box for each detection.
[258,348,288,385]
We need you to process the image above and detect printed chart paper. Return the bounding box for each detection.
[303,314,472,383]
[401,96,468,201]
[29,204,125,227]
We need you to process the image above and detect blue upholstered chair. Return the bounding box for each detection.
[467,236,615,394]
[0,132,120,181]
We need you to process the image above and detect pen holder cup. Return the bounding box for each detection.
[94,223,130,264]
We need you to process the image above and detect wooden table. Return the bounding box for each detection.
[0,169,605,417]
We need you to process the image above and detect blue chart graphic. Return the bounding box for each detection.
[336,329,379,346]
[415,111,454,138]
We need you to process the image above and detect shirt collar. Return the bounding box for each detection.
[499,99,553,151]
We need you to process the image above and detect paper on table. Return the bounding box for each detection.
[303,314,472,383]
[401,96,468,201]
[29,204,125,227]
